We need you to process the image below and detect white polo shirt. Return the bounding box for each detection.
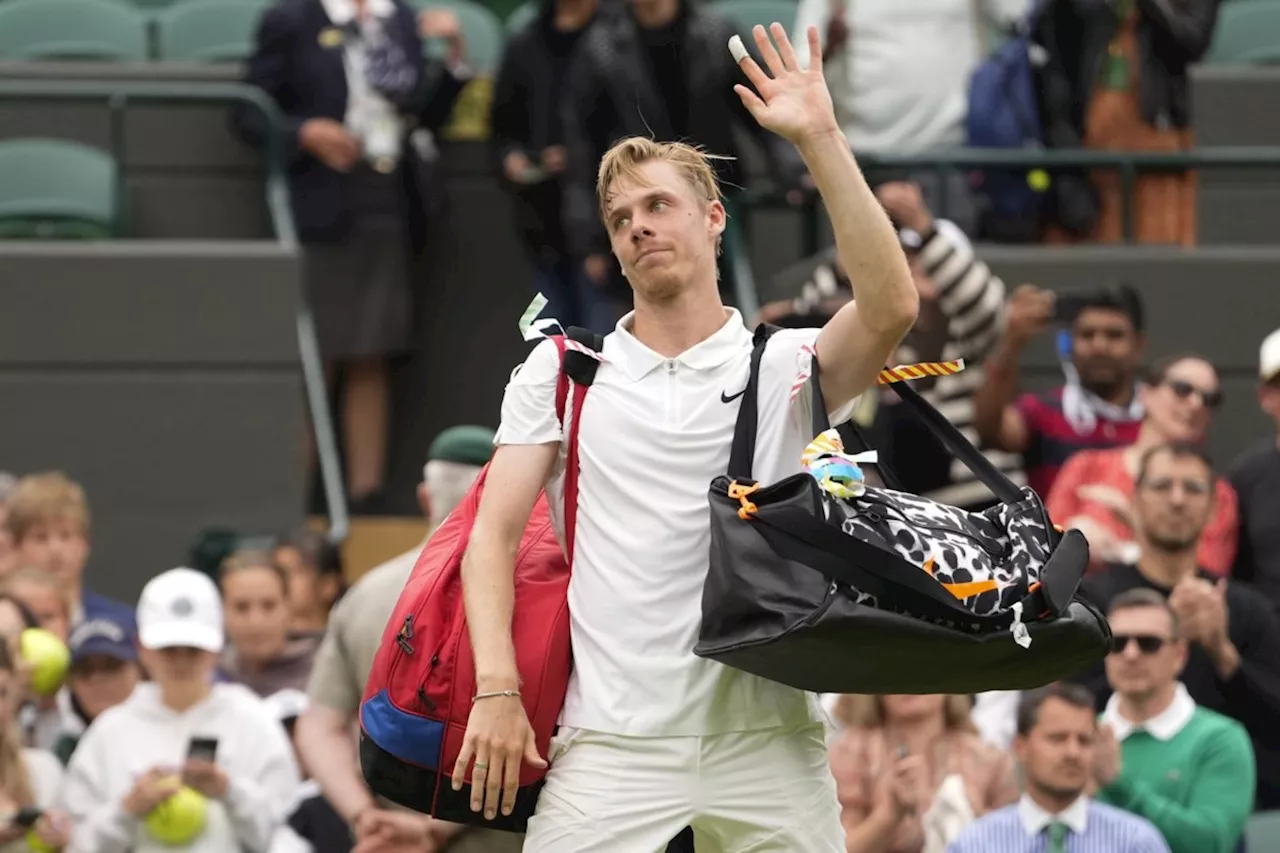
[497,309,854,737]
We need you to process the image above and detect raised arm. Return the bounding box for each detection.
[731,24,918,413]
[972,284,1054,452]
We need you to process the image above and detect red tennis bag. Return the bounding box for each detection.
[358,329,602,832]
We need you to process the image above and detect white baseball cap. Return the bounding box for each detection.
[1262,328,1280,383]
[136,567,224,653]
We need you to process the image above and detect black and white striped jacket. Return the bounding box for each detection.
[777,221,1027,509]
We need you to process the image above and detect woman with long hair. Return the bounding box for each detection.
[830,694,1018,853]
[0,640,68,851]
[1047,352,1239,574]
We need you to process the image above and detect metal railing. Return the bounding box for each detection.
[741,145,1280,254]
[0,79,349,544]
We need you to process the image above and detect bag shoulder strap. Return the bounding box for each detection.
[806,357,1025,506]
[726,323,780,482]
[552,327,604,565]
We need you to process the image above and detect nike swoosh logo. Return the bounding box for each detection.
[721,389,746,403]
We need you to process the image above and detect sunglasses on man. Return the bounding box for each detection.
[1163,379,1223,410]
[1110,634,1173,655]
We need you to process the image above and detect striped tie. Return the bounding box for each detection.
[1046,821,1068,853]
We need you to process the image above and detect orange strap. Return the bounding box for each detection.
[940,579,999,600]
[728,481,760,520]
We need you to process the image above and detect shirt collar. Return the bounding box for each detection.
[1018,793,1089,836]
[1102,682,1196,742]
[608,308,751,380]
[321,0,395,28]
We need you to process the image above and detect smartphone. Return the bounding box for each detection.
[12,807,42,829]
[1053,291,1093,324]
[187,736,219,763]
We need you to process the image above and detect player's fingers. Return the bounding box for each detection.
[728,35,771,95]
[770,22,799,71]
[752,24,786,78]
[470,744,492,812]
[523,733,548,769]
[806,25,823,74]
[469,746,490,812]
[483,746,506,820]
[499,750,521,817]
[451,734,475,792]
[734,85,767,120]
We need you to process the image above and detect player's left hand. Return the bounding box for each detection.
[730,24,840,146]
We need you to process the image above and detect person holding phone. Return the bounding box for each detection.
[0,640,68,853]
[974,285,1147,499]
[58,568,300,853]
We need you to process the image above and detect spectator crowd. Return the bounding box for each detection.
[3,0,1278,850]
[1,299,1278,852]
[226,0,1228,513]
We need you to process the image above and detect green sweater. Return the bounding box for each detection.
[1098,706,1254,853]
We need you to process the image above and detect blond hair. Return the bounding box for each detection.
[596,137,725,224]
[834,694,977,733]
[3,473,89,543]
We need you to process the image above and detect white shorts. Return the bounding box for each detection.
[521,723,844,853]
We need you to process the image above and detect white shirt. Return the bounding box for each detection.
[319,0,404,166]
[1018,792,1090,836]
[1101,682,1197,742]
[497,310,853,736]
[970,689,1021,751]
[59,683,300,853]
[791,0,1029,152]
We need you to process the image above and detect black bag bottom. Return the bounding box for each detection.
[696,528,1111,695]
[698,597,1110,695]
[359,732,539,833]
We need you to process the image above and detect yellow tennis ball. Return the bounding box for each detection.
[1027,168,1051,193]
[20,628,69,697]
[144,785,208,846]
[25,829,56,853]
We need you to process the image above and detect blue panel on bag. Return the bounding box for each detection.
[361,690,444,769]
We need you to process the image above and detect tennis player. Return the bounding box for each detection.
[453,23,920,851]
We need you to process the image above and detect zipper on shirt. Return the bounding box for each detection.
[665,359,677,423]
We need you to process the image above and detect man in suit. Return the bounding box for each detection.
[234,0,469,513]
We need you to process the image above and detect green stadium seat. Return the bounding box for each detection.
[1206,0,1280,64]
[127,0,186,11]
[709,0,798,44]
[409,0,505,74]
[504,0,538,35]
[0,0,148,60]
[155,0,266,61]
[0,139,118,239]
[1246,811,1280,851]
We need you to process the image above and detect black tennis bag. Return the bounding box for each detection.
[694,325,1111,694]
